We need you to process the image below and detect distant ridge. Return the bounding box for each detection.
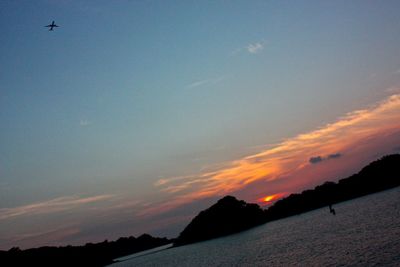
[175,154,400,246]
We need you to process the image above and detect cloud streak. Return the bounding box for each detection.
[231,40,266,55]
[0,195,114,220]
[309,156,323,164]
[247,42,264,54]
[328,153,342,159]
[186,76,226,89]
[309,153,342,164]
[153,94,400,213]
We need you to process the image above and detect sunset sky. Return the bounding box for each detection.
[1,0,400,250]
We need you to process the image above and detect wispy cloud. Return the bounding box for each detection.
[247,42,264,54]
[152,94,400,214]
[186,79,211,89]
[0,195,114,220]
[80,119,91,126]
[385,86,400,93]
[186,76,226,89]
[231,40,266,55]
[11,224,80,243]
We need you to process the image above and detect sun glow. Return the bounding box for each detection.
[152,93,400,214]
[260,193,287,204]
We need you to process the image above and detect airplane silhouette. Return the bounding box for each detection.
[45,21,59,31]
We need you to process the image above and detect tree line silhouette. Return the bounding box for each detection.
[175,154,400,245]
[264,154,400,221]
[0,234,170,267]
[1,154,399,264]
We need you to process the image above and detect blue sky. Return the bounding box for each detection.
[1,0,400,249]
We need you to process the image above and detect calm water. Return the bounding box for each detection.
[110,188,400,266]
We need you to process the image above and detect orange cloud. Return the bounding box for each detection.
[151,94,400,215]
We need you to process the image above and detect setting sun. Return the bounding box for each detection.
[259,193,287,204]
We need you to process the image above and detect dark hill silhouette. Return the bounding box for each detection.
[0,234,170,267]
[175,154,400,246]
[265,154,400,221]
[174,196,266,246]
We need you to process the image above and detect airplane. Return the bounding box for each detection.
[45,21,59,31]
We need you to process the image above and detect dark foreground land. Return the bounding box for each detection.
[1,154,399,266]
[175,154,400,245]
[0,234,170,267]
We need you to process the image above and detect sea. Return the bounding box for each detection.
[109,187,400,266]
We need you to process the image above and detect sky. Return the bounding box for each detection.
[1,0,400,250]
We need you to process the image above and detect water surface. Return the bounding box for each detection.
[110,188,400,266]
